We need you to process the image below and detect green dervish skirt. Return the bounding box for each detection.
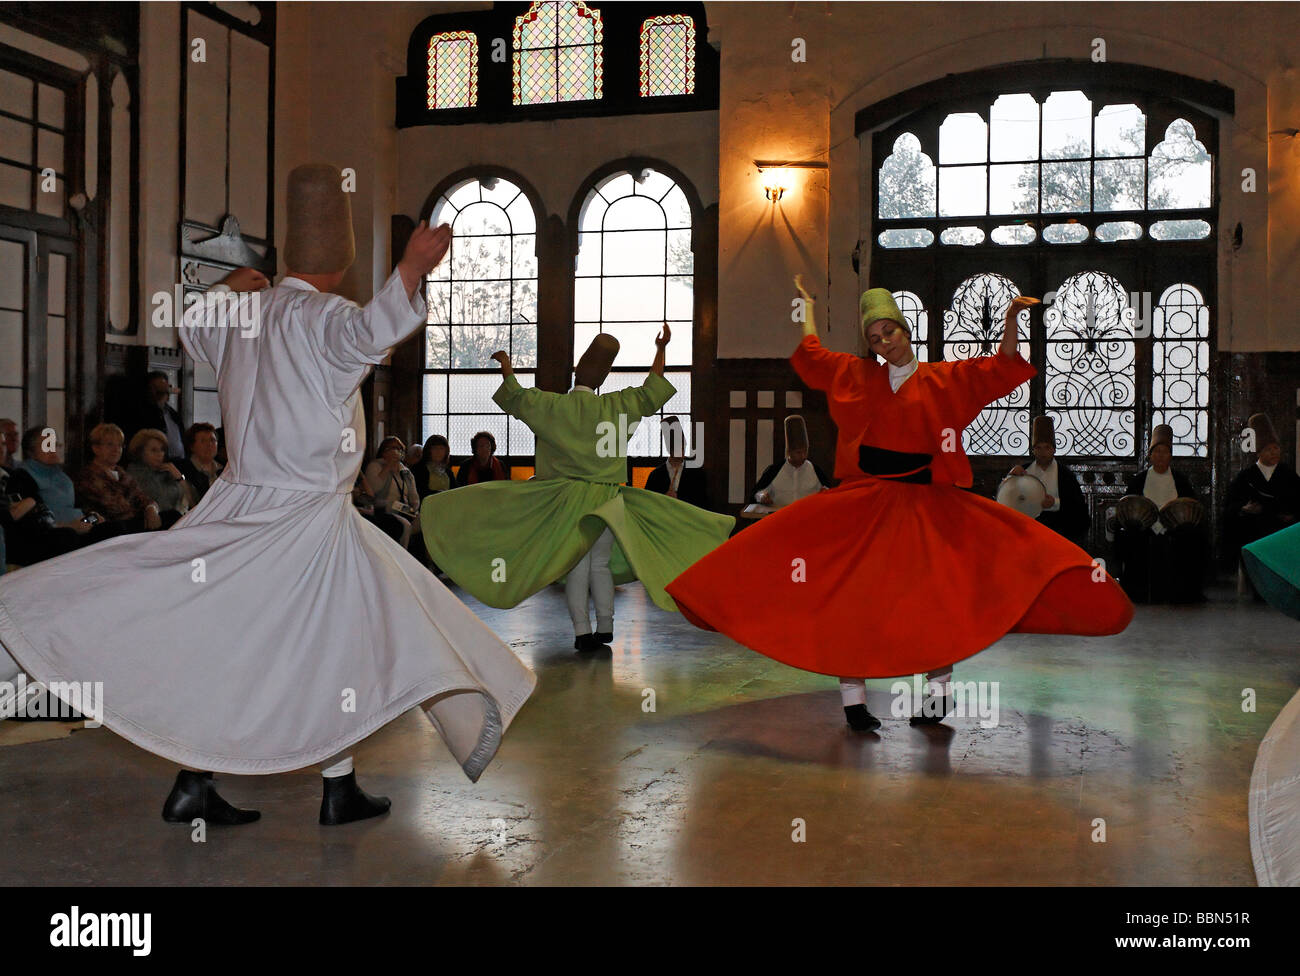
[420,478,735,611]
[1242,522,1300,621]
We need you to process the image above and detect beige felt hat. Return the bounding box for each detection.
[1149,423,1174,453]
[784,415,809,454]
[1247,412,1279,451]
[575,334,619,388]
[284,163,355,275]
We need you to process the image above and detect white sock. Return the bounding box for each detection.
[839,679,867,707]
[321,756,354,778]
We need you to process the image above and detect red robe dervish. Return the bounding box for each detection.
[665,335,1134,678]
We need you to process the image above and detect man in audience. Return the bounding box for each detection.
[127,371,186,462]
[0,419,18,472]
[645,416,711,509]
[1225,411,1300,594]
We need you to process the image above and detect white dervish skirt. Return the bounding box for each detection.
[0,477,536,780]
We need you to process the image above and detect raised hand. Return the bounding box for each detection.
[655,323,672,347]
[219,267,270,293]
[794,274,814,305]
[398,221,452,296]
[490,350,514,376]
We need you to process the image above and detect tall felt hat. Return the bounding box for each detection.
[1247,412,1279,451]
[661,415,686,455]
[1031,415,1056,447]
[575,334,619,388]
[784,415,809,454]
[284,163,355,275]
[859,288,907,337]
[1149,423,1174,453]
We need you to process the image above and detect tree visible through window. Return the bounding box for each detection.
[869,81,1216,459]
[423,177,539,456]
[574,167,693,457]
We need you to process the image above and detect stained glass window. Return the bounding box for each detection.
[639,15,695,97]
[513,1,603,106]
[574,167,694,457]
[427,31,478,109]
[424,177,539,455]
[942,273,1032,456]
[1152,283,1210,457]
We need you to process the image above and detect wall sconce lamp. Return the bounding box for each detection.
[755,159,828,202]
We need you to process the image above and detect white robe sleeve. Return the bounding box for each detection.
[311,269,426,375]
[177,283,239,367]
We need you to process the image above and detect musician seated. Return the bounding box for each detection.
[753,415,832,510]
[1007,415,1089,546]
[1111,423,1207,604]
[644,416,712,510]
[1224,412,1300,598]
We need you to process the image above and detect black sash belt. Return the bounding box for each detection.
[858,444,933,484]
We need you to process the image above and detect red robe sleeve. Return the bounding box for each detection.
[790,334,855,392]
[949,351,1037,423]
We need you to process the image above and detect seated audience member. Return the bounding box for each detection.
[75,423,170,532]
[126,370,186,461]
[1112,423,1206,603]
[1007,414,1090,545]
[352,470,405,543]
[404,443,423,468]
[0,418,18,472]
[363,436,421,549]
[1225,411,1300,593]
[456,430,509,486]
[753,415,832,509]
[126,428,191,522]
[645,416,712,509]
[410,434,455,500]
[177,422,225,503]
[2,428,121,567]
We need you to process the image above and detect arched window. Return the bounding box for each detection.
[427,31,477,109]
[863,65,1220,464]
[640,14,695,97]
[892,289,929,363]
[574,166,693,456]
[423,176,539,457]
[513,0,603,106]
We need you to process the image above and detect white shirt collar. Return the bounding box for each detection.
[571,384,595,394]
[887,354,919,392]
[1257,460,1277,479]
[280,276,318,292]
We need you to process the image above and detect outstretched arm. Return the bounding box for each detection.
[651,323,670,377]
[1001,295,1038,357]
[795,274,817,339]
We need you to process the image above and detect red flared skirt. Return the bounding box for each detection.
[665,478,1134,678]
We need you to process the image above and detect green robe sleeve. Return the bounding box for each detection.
[493,374,557,429]
[599,372,676,422]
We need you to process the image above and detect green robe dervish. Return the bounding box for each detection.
[421,372,734,611]
[1242,521,1300,620]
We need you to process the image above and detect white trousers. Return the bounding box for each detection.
[838,667,954,707]
[566,527,614,636]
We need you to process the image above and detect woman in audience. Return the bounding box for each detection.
[76,423,169,532]
[177,422,224,503]
[410,434,455,500]
[456,431,508,486]
[363,436,420,549]
[126,429,191,523]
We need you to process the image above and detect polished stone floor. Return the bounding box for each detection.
[1,580,1295,885]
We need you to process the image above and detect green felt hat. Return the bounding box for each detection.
[859,288,906,335]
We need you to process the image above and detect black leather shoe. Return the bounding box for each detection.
[319,771,391,826]
[574,633,605,652]
[593,631,613,644]
[162,770,260,826]
[844,704,881,732]
[909,694,955,726]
